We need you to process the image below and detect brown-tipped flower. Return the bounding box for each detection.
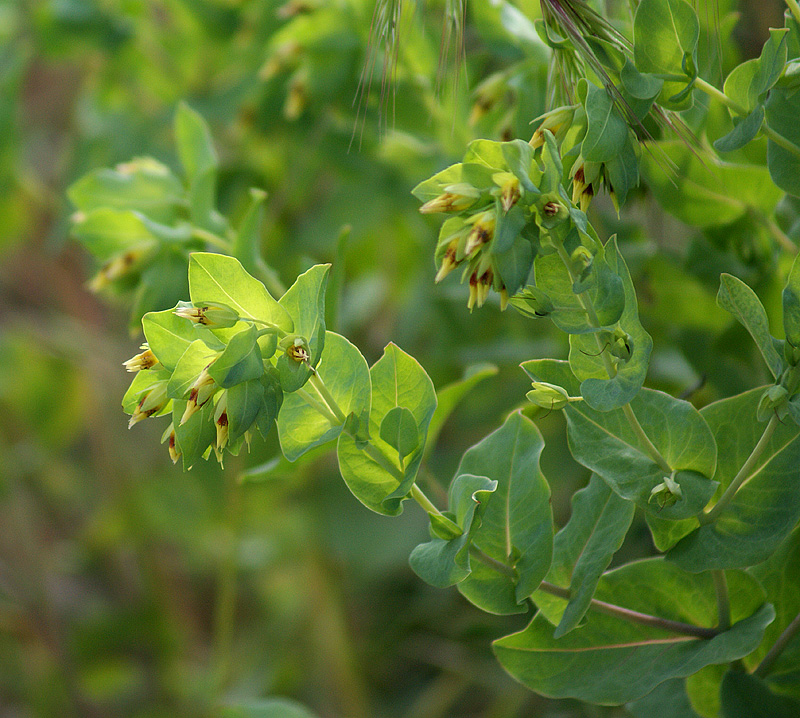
[214,392,229,452]
[464,210,497,256]
[280,335,310,363]
[89,247,149,292]
[419,183,480,214]
[181,367,217,425]
[161,423,181,464]
[467,273,479,311]
[284,74,307,120]
[174,302,240,328]
[129,382,169,428]
[492,172,521,213]
[123,344,160,372]
[435,238,460,283]
[530,105,577,149]
[499,287,509,311]
[571,164,596,213]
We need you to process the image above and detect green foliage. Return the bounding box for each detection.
[12,0,800,715]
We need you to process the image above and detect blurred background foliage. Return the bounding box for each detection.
[0,0,794,716]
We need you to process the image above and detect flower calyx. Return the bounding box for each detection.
[526,382,570,411]
[280,335,310,363]
[649,473,683,510]
[757,385,790,422]
[175,301,240,328]
[123,344,161,372]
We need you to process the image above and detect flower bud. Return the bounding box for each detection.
[181,366,217,425]
[604,328,633,362]
[89,246,153,291]
[649,474,682,510]
[536,194,569,228]
[420,183,480,214]
[174,302,240,328]
[526,382,569,411]
[435,238,460,283]
[509,286,555,319]
[129,381,169,428]
[161,423,181,464]
[464,209,497,256]
[530,105,577,149]
[757,385,790,422]
[469,72,508,125]
[492,172,521,213]
[214,391,229,452]
[123,344,160,372]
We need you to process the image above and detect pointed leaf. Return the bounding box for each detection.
[532,474,635,637]
[409,474,497,588]
[337,344,436,516]
[175,102,217,183]
[380,406,419,461]
[494,559,772,705]
[226,379,264,444]
[188,252,293,333]
[142,308,199,372]
[454,412,553,609]
[669,388,800,571]
[581,83,629,163]
[717,274,783,380]
[207,325,263,388]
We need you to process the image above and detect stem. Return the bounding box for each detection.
[763,215,797,253]
[712,570,731,631]
[296,387,340,424]
[538,580,718,639]
[694,77,800,162]
[191,227,232,252]
[700,415,779,524]
[553,243,672,473]
[309,371,347,423]
[786,0,800,26]
[411,484,444,516]
[755,610,800,677]
[693,77,748,116]
[468,548,718,639]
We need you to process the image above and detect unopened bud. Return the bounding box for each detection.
[174,302,240,328]
[757,385,790,422]
[464,210,497,256]
[609,328,634,362]
[420,183,480,214]
[529,105,577,149]
[509,286,555,319]
[526,382,569,411]
[649,473,682,510]
[123,344,160,372]
[129,382,169,428]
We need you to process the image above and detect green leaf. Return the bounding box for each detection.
[494,558,773,705]
[188,166,220,234]
[275,264,330,391]
[167,339,217,400]
[669,388,800,571]
[568,238,653,410]
[620,59,664,100]
[783,248,800,350]
[72,208,158,261]
[380,406,419,462]
[220,697,320,718]
[232,188,267,277]
[68,159,184,222]
[714,104,765,153]
[717,274,784,380]
[765,86,800,196]
[424,363,498,459]
[641,141,783,227]
[532,474,635,637]
[188,253,293,333]
[633,0,699,108]
[524,358,718,520]
[581,83,629,164]
[748,526,800,694]
[142,308,198,372]
[534,248,623,335]
[173,399,216,470]
[225,379,264,444]
[455,412,553,609]
[277,332,370,461]
[501,139,537,193]
[337,344,436,516]
[175,102,217,183]
[207,325,264,389]
[723,29,789,113]
[409,474,497,588]
[627,678,701,718]
[255,367,283,440]
[721,671,800,718]
[411,162,494,203]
